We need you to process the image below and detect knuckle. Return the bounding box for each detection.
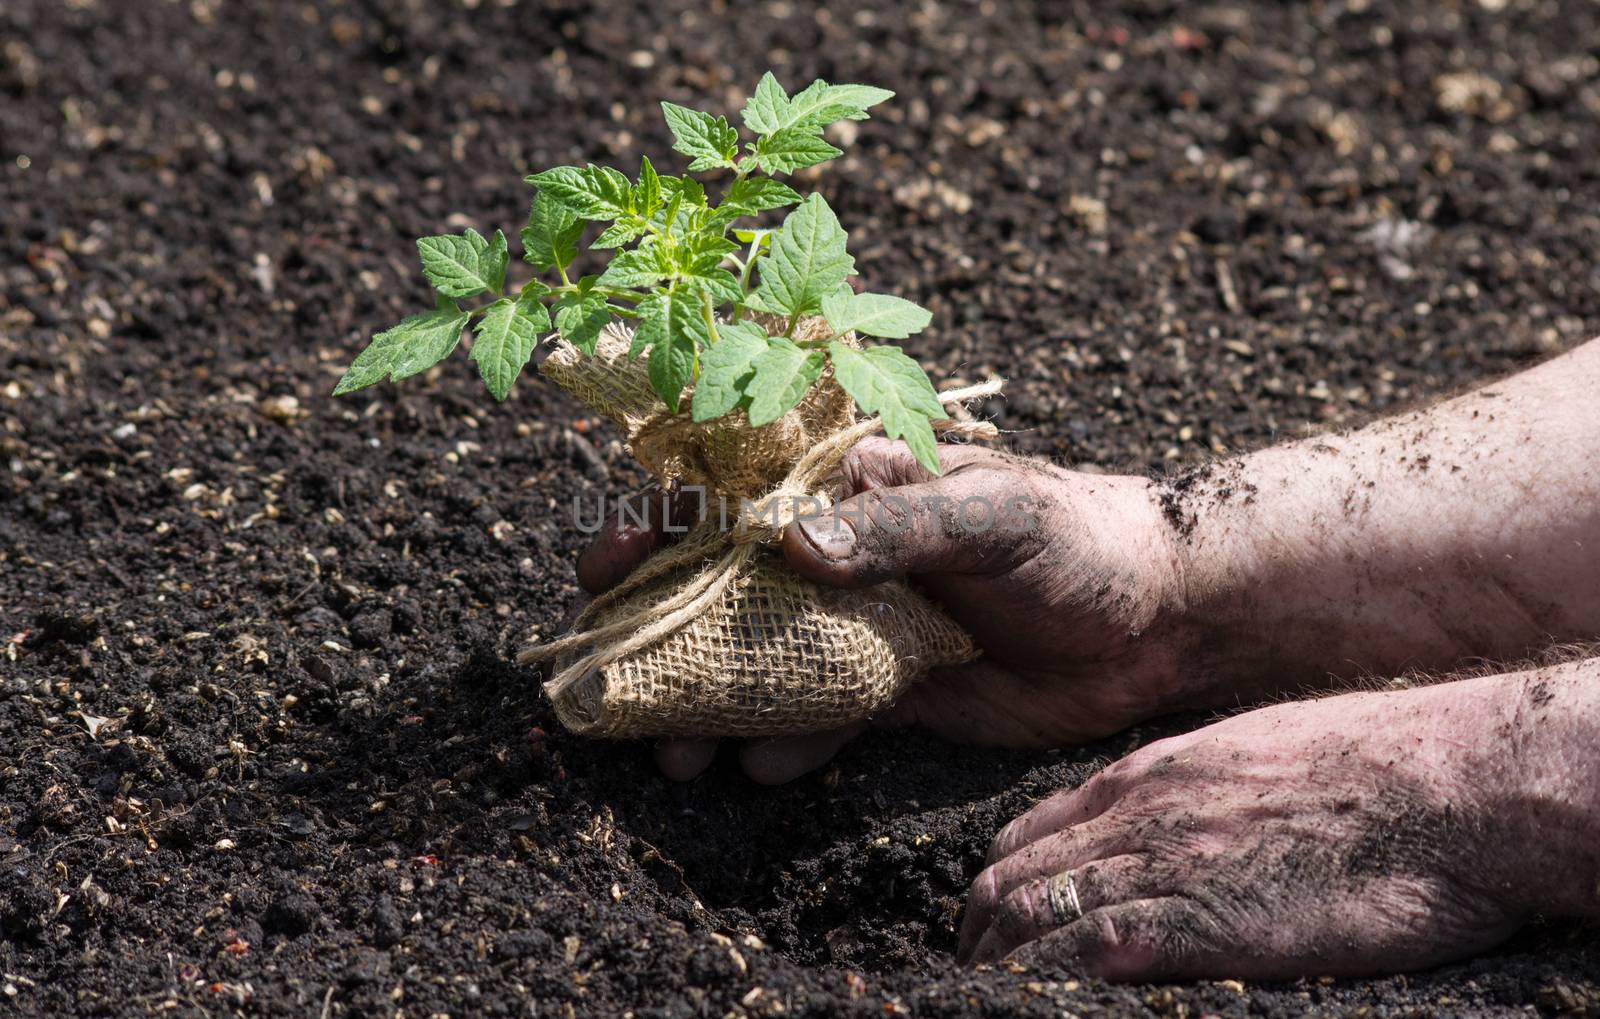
[1086,761,1133,799]
[996,883,1046,934]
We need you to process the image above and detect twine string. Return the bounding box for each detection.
[519,379,1004,700]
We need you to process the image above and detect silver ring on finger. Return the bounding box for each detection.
[1045,870,1083,924]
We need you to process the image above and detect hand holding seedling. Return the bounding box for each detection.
[580,337,1600,977]
[577,436,1199,782]
[340,74,1004,740]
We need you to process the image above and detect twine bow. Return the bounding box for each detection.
[519,379,1004,700]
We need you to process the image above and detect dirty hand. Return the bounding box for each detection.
[576,436,1206,783]
[959,664,1600,978]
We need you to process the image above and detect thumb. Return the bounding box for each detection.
[782,474,1028,588]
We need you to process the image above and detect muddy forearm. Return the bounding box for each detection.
[1487,659,1600,921]
[1167,338,1600,696]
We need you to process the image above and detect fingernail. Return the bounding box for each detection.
[796,513,856,560]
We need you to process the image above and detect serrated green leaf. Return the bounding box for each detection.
[739,72,791,136]
[597,246,668,289]
[635,155,662,217]
[728,177,803,213]
[629,290,666,359]
[691,268,743,307]
[471,291,548,400]
[786,80,894,129]
[334,300,470,395]
[746,194,855,318]
[591,220,646,250]
[661,102,739,171]
[659,189,685,234]
[821,288,932,339]
[741,73,893,136]
[753,126,843,175]
[647,285,706,411]
[746,338,825,427]
[527,165,633,221]
[519,279,553,302]
[417,228,506,298]
[708,178,802,231]
[522,192,583,273]
[675,234,738,276]
[552,289,610,354]
[827,341,946,474]
[690,320,768,422]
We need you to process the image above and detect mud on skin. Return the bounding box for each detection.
[4,0,1600,1015]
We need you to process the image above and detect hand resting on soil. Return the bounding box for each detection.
[959,661,1600,978]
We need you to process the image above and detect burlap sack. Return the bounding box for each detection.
[521,317,991,739]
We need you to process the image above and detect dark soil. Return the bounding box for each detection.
[4,0,1599,1015]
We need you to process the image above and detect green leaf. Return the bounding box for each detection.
[596,246,667,289]
[628,290,666,359]
[739,72,792,136]
[746,193,854,318]
[827,341,947,474]
[417,228,507,298]
[708,178,802,230]
[675,233,738,276]
[552,288,610,354]
[660,102,739,172]
[333,299,470,395]
[591,220,646,250]
[471,290,549,400]
[522,192,583,273]
[821,287,932,339]
[635,155,662,217]
[647,285,706,411]
[527,165,633,220]
[746,338,825,427]
[725,177,803,213]
[691,267,743,307]
[786,80,894,129]
[741,73,893,135]
[753,126,843,175]
[654,176,708,237]
[690,320,768,422]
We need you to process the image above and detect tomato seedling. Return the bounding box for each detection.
[335,73,949,472]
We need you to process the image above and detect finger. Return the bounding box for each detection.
[655,739,718,782]
[737,724,866,785]
[958,817,1131,961]
[964,855,1155,964]
[879,661,1123,749]
[987,769,1126,864]
[1004,897,1215,982]
[575,486,706,594]
[782,471,1037,589]
[832,435,999,497]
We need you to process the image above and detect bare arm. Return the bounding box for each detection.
[1170,338,1600,701]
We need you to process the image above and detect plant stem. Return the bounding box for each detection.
[701,289,720,345]
[730,234,762,323]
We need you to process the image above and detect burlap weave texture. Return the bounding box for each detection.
[530,318,979,738]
